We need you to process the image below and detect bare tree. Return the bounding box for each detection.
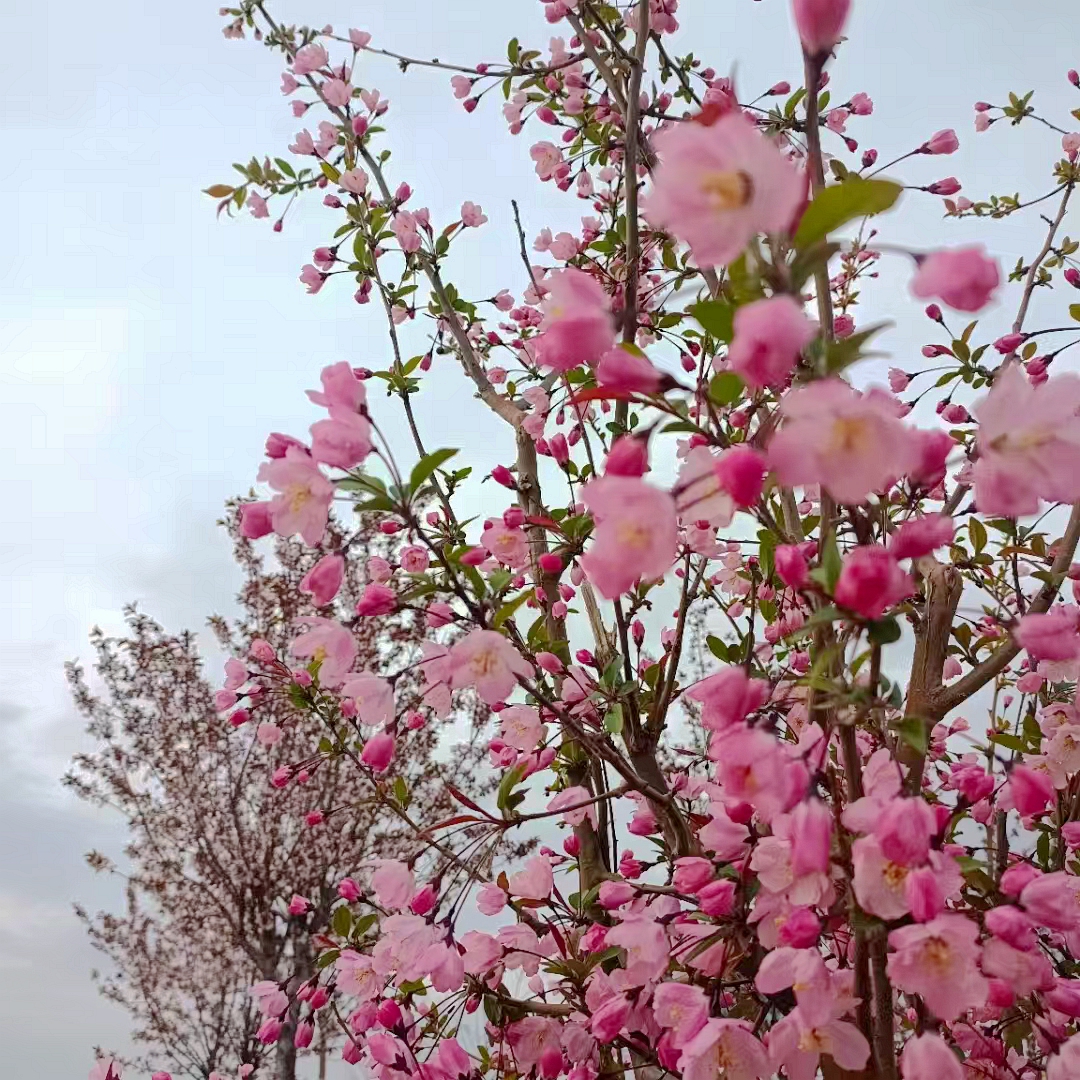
[67,510,489,1079]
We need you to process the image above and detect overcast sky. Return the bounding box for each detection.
[3,0,1079,1077]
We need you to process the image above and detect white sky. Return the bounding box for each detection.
[3,0,1079,1076]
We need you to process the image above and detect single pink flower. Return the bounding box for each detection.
[684,666,770,730]
[726,295,816,389]
[508,855,554,900]
[356,582,397,616]
[887,915,989,1021]
[460,200,487,227]
[792,0,852,56]
[369,859,413,909]
[307,362,367,411]
[910,245,1000,312]
[290,617,356,687]
[769,379,920,505]
[789,799,832,877]
[767,1008,869,1080]
[292,42,329,75]
[715,445,768,508]
[361,730,394,772]
[922,128,960,155]
[873,796,937,866]
[644,113,804,268]
[1008,764,1055,816]
[711,726,791,822]
[889,514,954,560]
[534,268,616,372]
[775,544,810,589]
[300,553,345,605]
[596,345,667,394]
[1015,608,1080,661]
[834,545,914,619]
[678,1018,769,1080]
[448,629,533,704]
[605,435,650,476]
[899,1032,963,1080]
[476,882,508,916]
[340,672,394,727]
[481,522,530,568]
[1048,1033,1080,1080]
[579,475,678,598]
[257,447,334,546]
[971,364,1080,516]
[652,981,708,1048]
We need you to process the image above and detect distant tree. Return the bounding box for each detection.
[67,510,490,1080]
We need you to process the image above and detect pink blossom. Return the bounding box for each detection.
[1048,1033,1080,1080]
[239,501,274,539]
[322,78,351,107]
[769,379,920,504]
[1008,763,1055,816]
[300,553,345,606]
[606,915,670,984]
[874,797,937,866]
[340,673,394,727]
[792,0,851,56]
[257,447,334,546]
[310,407,372,469]
[339,168,368,194]
[290,617,356,687]
[461,201,488,227]
[789,799,832,877]
[644,113,804,268]
[499,704,546,750]
[971,364,1080,516]
[308,361,366,411]
[596,345,666,394]
[369,860,413,909]
[449,629,533,704]
[684,666,770,730]
[887,915,989,1020]
[715,445,768,507]
[481,521,530,568]
[477,882,508,916]
[675,446,737,527]
[922,128,960,155]
[579,475,678,598]
[852,835,914,919]
[899,1032,963,1080]
[834,545,913,619]
[508,855,554,900]
[89,1061,122,1080]
[292,42,329,75]
[248,192,269,218]
[726,295,816,389]
[356,582,397,617]
[768,1007,869,1080]
[775,544,809,589]
[678,1018,769,1080]
[889,514,954,560]
[652,982,708,1048]
[360,730,394,772]
[399,545,429,573]
[910,245,1000,312]
[605,435,650,476]
[711,726,791,822]
[534,268,616,372]
[1015,609,1080,661]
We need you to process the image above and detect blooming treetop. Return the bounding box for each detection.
[93,0,1080,1078]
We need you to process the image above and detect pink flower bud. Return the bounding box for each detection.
[697,878,736,916]
[792,0,851,56]
[539,552,562,573]
[921,128,960,155]
[714,445,767,507]
[338,877,361,901]
[604,435,649,476]
[774,544,810,589]
[239,501,274,539]
[993,332,1025,354]
[1009,764,1054,817]
[491,464,516,488]
[536,651,564,674]
[361,731,395,772]
[928,176,961,195]
[778,907,821,948]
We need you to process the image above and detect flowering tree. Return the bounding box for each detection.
[93,0,1080,1077]
[71,514,490,1080]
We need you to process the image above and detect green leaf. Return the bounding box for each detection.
[1070,303,1080,323]
[820,533,843,592]
[868,617,902,645]
[315,948,340,970]
[393,776,410,809]
[332,905,353,938]
[320,161,341,183]
[706,634,729,660]
[494,589,532,629]
[823,321,893,375]
[690,299,735,342]
[708,371,744,406]
[892,715,928,755]
[604,705,624,735]
[969,517,987,554]
[794,178,903,248]
[989,731,1025,753]
[497,763,527,816]
[409,448,458,494]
